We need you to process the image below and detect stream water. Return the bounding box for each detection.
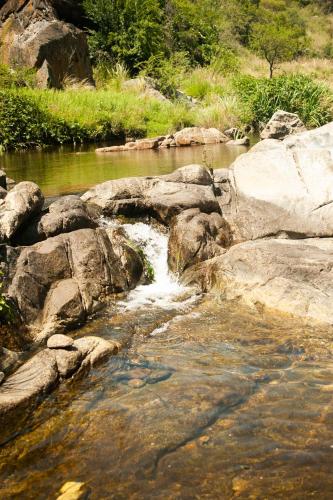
[0,142,249,197]
[2,144,333,498]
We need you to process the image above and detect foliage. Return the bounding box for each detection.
[83,0,164,71]
[0,91,88,150]
[0,87,195,151]
[139,51,190,98]
[0,272,13,325]
[0,64,37,89]
[234,73,333,128]
[250,5,308,77]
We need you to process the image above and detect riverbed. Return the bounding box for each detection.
[1,143,333,499]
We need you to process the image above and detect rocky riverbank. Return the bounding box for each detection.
[1,111,333,426]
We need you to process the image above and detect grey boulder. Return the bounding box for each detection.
[14,195,97,245]
[260,110,306,140]
[0,182,44,242]
[81,165,220,224]
[182,238,333,325]
[0,336,118,429]
[223,122,333,242]
[7,228,144,341]
[168,208,231,274]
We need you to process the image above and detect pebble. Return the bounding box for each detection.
[47,334,74,350]
[198,435,210,445]
[56,481,88,500]
[128,378,146,389]
[0,371,4,385]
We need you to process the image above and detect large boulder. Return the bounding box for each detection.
[260,110,306,140]
[14,195,97,245]
[0,181,44,242]
[0,0,94,89]
[168,208,231,274]
[182,238,333,325]
[81,165,220,224]
[221,122,333,242]
[174,127,229,146]
[7,228,144,340]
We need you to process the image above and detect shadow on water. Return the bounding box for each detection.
[2,296,333,498]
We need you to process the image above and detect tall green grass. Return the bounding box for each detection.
[0,88,195,150]
[234,74,333,128]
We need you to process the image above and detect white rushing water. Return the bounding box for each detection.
[102,218,190,310]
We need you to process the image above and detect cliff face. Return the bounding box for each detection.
[0,0,94,88]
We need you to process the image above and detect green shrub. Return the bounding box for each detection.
[234,73,333,128]
[0,90,87,150]
[0,64,37,89]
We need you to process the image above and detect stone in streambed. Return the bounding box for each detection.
[222,122,333,242]
[182,237,333,325]
[227,137,250,146]
[57,481,89,500]
[0,372,4,385]
[74,336,119,368]
[47,334,74,350]
[7,228,144,341]
[128,378,146,388]
[81,164,219,224]
[52,347,83,378]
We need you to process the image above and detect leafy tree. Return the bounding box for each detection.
[250,7,307,77]
[83,0,164,72]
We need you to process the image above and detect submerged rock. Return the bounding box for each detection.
[0,336,118,428]
[47,334,75,349]
[174,127,229,146]
[260,110,306,140]
[96,127,230,153]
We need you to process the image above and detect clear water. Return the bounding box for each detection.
[2,142,333,498]
[0,142,250,197]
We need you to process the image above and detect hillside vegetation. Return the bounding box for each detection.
[2,0,333,150]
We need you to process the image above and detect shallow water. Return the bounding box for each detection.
[0,142,249,197]
[2,298,333,499]
[2,144,333,498]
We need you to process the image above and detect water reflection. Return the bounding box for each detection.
[0,142,249,197]
[1,297,333,498]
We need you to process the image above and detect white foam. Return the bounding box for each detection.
[101,218,188,310]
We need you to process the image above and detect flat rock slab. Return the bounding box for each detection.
[183,237,333,325]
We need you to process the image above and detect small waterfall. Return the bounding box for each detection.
[101,218,188,309]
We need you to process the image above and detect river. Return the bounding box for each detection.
[1,143,333,499]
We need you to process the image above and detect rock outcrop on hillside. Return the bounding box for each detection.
[0,0,93,88]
